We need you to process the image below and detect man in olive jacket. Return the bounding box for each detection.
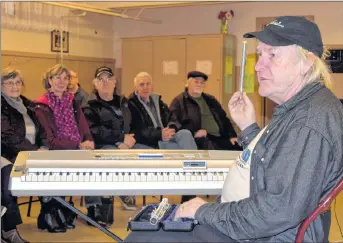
[169,71,241,151]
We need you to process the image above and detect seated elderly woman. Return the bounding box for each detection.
[1,67,44,243]
[124,16,343,243]
[33,64,96,231]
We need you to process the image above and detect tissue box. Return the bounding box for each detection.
[127,204,198,232]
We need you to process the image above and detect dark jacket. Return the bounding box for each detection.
[169,89,237,139]
[195,83,343,242]
[34,93,93,150]
[73,86,89,107]
[1,95,42,163]
[128,92,180,148]
[82,92,131,149]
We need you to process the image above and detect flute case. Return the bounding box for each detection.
[127,204,198,232]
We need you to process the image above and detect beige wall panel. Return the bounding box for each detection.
[2,54,57,100]
[121,40,153,97]
[186,36,222,102]
[152,38,187,105]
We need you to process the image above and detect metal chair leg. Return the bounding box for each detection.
[27,196,33,217]
[80,196,84,207]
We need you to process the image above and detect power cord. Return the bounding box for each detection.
[334,198,343,238]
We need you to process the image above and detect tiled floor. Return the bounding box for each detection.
[13,193,343,242]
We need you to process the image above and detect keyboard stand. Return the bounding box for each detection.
[53,197,123,242]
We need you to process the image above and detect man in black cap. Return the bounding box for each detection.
[124,16,343,243]
[170,70,241,152]
[83,66,152,214]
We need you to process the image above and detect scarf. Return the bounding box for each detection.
[135,92,163,128]
[46,91,81,143]
[1,92,27,115]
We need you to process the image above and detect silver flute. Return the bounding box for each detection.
[150,198,170,225]
[239,41,248,93]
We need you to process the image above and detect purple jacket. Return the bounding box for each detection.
[34,94,93,150]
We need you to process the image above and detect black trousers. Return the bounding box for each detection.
[124,224,239,243]
[1,164,23,231]
[195,135,242,151]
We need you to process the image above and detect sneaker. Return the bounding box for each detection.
[1,229,29,243]
[117,196,137,211]
[1,206,6,217]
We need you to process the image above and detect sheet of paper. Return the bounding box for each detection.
[163,61,178,75]
[244,54,257,93]
[196,60,212,75]
[224,75,233,94]
[225,56,233,75]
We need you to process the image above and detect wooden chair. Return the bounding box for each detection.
[295,177,343,243]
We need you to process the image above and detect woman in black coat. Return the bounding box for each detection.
[0,68,41,243]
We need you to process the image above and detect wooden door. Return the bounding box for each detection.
[152,38,187,105]
[255,16,314,127]
[121,39,153,97]
[186,36,223,103]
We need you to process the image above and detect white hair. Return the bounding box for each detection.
[134,72,152,86]
[297,45,332,87]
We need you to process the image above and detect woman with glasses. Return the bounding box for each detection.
[1,67,43,243]
[33,64,94,233]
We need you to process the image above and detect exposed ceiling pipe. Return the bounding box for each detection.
[41,2,162,24]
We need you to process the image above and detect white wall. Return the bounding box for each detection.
[1,2,115,59]
[113,1,343,67]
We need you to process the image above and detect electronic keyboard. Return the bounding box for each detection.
[9,149,240,197]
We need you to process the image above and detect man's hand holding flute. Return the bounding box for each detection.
[228,41,256,131]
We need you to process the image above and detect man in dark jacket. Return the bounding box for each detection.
[83,67,151,151]
[124,16,343,243]
[170,71,241,151]
[68,70,89,107]
[128,72,197,150]
[83,67,151,212]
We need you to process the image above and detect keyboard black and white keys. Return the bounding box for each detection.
[9,150,240,197]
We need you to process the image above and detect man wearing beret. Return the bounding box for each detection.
[170,70,241,152]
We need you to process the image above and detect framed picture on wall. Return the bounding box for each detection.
[51,30,69,53]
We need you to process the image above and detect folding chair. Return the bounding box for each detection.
[295,177,343,243]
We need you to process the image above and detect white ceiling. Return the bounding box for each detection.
[80,1,237,10]
[41,1,245,24]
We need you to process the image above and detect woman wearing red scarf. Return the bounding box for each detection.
[34,64,94,233]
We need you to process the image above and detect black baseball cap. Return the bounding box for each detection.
[187,71,208,81]
[243,16,323,57]
[94,66,113,78]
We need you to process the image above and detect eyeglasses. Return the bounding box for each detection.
[2,80,23,88]
[97,77,116,84]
